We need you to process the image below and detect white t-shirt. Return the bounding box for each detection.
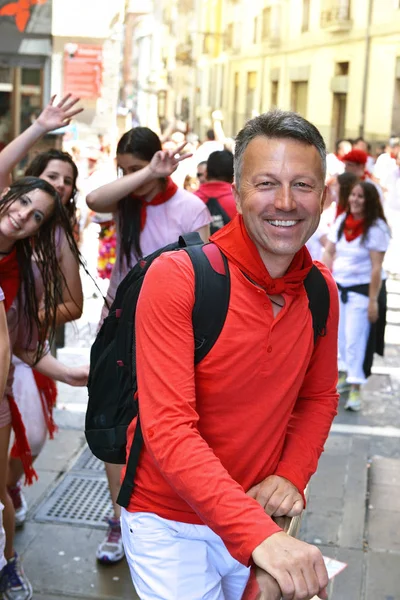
[328,214,390,286]
[100,188,211,322]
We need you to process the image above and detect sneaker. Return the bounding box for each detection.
[0,553,33,600]
[337,373,351,394]
[345,389,361,412]
[96,517,125,564]
[7,485,28,527]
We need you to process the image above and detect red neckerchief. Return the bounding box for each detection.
[361,171,372,180]
[0,247,20,311]
[132,177,178,231]
[210,215,313,295]
[343,213,365,242]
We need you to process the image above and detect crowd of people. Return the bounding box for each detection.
[0,95,397,600]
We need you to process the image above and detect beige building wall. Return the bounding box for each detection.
[193,0,400,150]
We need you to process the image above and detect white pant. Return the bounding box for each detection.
[121,509,250,600]
[338,291,370,385]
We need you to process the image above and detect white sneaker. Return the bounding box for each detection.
[0,552,33,599]
[96,517,125,564]
[345,390,361,411]
[8,485,28,527]
[337,373,351,394]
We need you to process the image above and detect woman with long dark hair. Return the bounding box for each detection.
[0,177,88,598]
[0,96,85,527]
[323,181,390,411]
[86,126,211,564]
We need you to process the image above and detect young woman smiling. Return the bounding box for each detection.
[0,95,85,527]
[323,181,390,411]
[0,177,88,599]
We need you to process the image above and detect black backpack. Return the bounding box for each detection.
[84,232,330,507]
[206,196,231,234]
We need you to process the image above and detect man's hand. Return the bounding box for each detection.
[247,475,304,517]
[252,532,329,600]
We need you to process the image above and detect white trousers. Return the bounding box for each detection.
[338,291,370,385]
[120,509,250,600]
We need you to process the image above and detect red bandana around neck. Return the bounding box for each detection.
[133,177,178,231]
[0,247,20,311]
[343,213,365,242]
[210,215,313,295]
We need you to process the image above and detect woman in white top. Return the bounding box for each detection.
[323,181,390,411]
[86,126,211,565]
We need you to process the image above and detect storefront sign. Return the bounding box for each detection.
[63,43,103,99]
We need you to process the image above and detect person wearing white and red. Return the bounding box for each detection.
[120,111,339,600]
[195,149,237,222]
[324,181,390,411]
[352,137,375,174]
[86,126,211,566]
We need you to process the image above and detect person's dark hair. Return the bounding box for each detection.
[116,127,162,266]
[234,109,326,186]
[338,181,388,242]
[206,129,215,141]
[337,172,358,214]
[25,149,79,225]
[0,176,83,362]
[206,150,234,183]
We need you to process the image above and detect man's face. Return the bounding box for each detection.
[354,140,368,154]
[233,137,326,262]
[345,161,365,178]
[197,163,207,185]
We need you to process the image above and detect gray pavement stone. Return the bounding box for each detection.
[365,551,400,600]
[368,509,400,553]
[338,436,369,549]
[18,523,136,599]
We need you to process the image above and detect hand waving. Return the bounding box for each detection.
[35,94,83,133]
[148,143,192,178]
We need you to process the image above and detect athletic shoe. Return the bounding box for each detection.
[7,484,28,527]
[345,389,361,412]
[96,517,125,564]
[0,553,33,600]
[337,373,351,394]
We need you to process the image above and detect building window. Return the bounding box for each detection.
[335,61,349,76]
[291,81,308,116]
[302,0,311,32]
[271,81,279,107]
[261,7,271,40]
[232,72,240,135]
[245,71,257,121]
[332,93,347,142]
[391,58,400,135]
[224,23,234,50]
[253,16,259,44]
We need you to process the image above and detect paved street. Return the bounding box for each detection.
[13,264,400,599]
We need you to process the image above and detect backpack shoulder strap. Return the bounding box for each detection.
[206,197,231,226]
[304,264,330,344]
[184,243,230,363]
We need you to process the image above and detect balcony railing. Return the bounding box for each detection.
[321,5,352,31]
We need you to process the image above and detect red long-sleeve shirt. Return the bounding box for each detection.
[123,251,339,566]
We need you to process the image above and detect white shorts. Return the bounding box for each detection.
[120,509,250,600]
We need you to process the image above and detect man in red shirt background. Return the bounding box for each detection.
[120,110,339,600]
[195,149,237,222]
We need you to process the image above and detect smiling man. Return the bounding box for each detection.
[120,110,339,600]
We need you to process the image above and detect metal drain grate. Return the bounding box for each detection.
[72,446,105,473]
[34,474,112,528]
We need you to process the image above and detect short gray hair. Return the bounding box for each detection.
[234,110,326,186]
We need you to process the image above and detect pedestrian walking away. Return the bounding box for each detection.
[0,177,89,600]
[0,94,85,528]
[86,125,211,565]
[119,110,339,600]
[323,181,390,411]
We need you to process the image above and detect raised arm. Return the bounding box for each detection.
[51,232,83,325]
[86,143,192,214]
[0,94,83,193]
